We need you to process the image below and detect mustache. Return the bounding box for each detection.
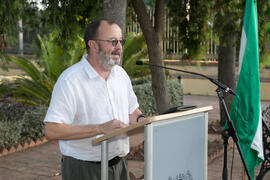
[111,50,121,55]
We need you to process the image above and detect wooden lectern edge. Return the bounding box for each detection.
[92,106,213,144]
[150,105,213,122]
[92,118,152,144]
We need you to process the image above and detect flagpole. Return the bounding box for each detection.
[216,88,252,180]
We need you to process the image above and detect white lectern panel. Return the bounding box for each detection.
[144,112,208,180]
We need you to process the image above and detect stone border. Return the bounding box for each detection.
[0,137,48,158]
[208,147,225,163]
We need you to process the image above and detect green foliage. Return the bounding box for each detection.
[166,0,214,60]
[22,1,40,31]
[133,78,183,115]
[213,0,242,36]
[20,105,47,141]
[260,52,270,68]
[213,0,243,60]
[0,100,34,122]
[40,0,102,48]
[0,121,23,150]
[7,55,52,105]
[122,32,150,78]
[0,105,47,149]
[7,30,85,105]
[258,1,270,67]
[38,30,85,84]
[0,0,40,53]
[0,53,9,71]
[133,82,155,115]
[213,0,270,67]
[168,80,183,106]
[0,0,23,35]
[0,80,10,98]
[131,76,152,86]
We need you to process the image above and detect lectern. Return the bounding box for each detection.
[92,106,213,180]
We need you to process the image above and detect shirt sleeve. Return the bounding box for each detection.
[44,78,76,124]
[127,80,139,114]
[118,67,139,114]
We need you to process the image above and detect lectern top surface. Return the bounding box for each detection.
[92,106,213,144]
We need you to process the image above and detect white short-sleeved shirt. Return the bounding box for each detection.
[44,55,139,161]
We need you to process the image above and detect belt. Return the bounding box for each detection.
[90,156,122,167]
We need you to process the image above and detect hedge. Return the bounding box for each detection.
[133,79,183,115]
[0,105,47,150]
[0,78,183,149]
[0,121,22,150]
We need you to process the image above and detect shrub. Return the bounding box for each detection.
[133,79,183,115]
[0,101,35,122]
[133,82,156,115]
[0,121,23,150]
[0,105,47,150]
[131,76,152,86]
[168,80,183,106]
[20,105,47,141]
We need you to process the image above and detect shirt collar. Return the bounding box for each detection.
[82,54,117,80]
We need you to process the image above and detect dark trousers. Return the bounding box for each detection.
[61,155,129,180]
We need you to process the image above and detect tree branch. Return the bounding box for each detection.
[131,0,154,37]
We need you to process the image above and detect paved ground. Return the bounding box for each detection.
[0,95,269,180]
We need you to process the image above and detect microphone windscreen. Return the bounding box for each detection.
[135,61,144,65]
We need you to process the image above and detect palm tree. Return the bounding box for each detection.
[122,32,150,78]
[7,31,85,105]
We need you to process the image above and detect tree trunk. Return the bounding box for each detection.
[102,0,127,35]
[0,22,6,54]
[218,33,236,126]
[0,34,6,53]
[131,0,171,114]
[148,35,171,114]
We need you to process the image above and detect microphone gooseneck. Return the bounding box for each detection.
[136,60,236,96]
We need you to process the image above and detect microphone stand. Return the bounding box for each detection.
[216,88,251,180]
[136,61,251,180]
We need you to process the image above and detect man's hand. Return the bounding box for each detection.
[129,108,144,124]
[99,119,128,134]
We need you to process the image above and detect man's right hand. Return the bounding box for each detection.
[99,119,128,135]
[44,119,128,141]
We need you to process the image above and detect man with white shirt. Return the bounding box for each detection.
[44,19,145,180]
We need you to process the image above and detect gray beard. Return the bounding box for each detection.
[98,48,120,71]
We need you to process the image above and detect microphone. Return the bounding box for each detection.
[136,60,236,96]
[135,61,145,65]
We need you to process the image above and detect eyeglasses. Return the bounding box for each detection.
[93,39,126,47]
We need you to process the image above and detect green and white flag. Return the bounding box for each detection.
[230,0,263,178]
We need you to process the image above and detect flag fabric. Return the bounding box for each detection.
[230,0,264,178]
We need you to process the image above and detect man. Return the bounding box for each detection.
[44,19,145,180]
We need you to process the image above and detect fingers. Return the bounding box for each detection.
[100,119,128,134]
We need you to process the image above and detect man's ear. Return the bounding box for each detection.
[88,40,98,51]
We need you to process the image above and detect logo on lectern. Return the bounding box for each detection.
[168,170,193,180]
